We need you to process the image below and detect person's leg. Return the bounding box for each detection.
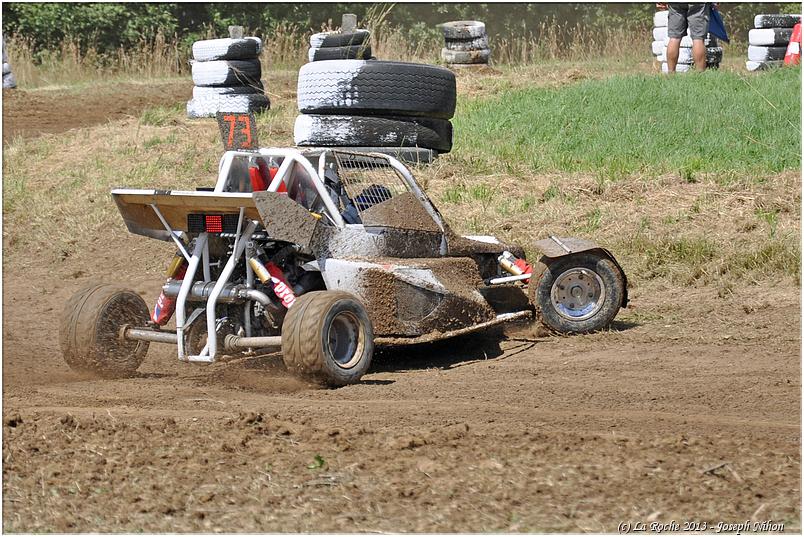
[667,37,682,72]
[666,4,689,73]
[691,38,706,71]
[686,3,711,71]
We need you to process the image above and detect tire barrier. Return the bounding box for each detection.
[295,60,457,162]
[746,14,801,71]
[187,35,269,118]
[440,21,490,66]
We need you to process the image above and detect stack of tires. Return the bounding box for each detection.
[746,14,801,71]
[652,10,722,72]
[440,21,490,66]
[294,60,456,164]
[187,37,270,118]
[3,37,15,89]
[308,29,373,62]
[652,9,670,61]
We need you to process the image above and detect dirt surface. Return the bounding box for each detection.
[2,231,800,532]
[2,80,190,143]
[2,79,800,532]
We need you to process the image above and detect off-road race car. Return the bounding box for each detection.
[60,144,628,387]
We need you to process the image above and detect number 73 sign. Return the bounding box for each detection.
[216,112,259,150]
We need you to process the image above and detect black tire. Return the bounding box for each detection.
[530,252,625,335]
[706,46,723,64]
[310,29,370,48]
[747,45,788,62]
[308,44,372,62]
[444,35,489,51]
[59,284,150,378]
[191,59,261,87]
[192,37,261,61]
[281,291,374,386]
[441,47,491,64]
[3,72,16,89]
[748,28,794,46]
[746,60,784,71]
[192,83,264,99]
[297,60,457,119]
[754,14,801,29]
[318,146,439,165]
[294,114,452,152]
[186,93,270,119]
[440,20,486,40]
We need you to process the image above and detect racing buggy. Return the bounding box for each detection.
[60,147,628,386]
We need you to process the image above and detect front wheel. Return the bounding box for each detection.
[281,291,374,387]
[531,252,625,334]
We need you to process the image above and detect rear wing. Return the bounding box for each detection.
[112,189,259,241]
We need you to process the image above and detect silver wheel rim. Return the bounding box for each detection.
[550,268,606,321]
[325,311,364,369]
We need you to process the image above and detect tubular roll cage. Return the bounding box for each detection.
[119,148,449,363]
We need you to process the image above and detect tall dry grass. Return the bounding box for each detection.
[5,32,186,87]
[492,20,649,64]
[4,21,649,89]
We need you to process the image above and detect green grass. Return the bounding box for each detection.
[453,66,801,177]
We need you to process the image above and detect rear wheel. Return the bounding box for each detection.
[59,284,150,377]
[281,291,374,386]
[531,252,624,334]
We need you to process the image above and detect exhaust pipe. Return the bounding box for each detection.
[162,280,280,312]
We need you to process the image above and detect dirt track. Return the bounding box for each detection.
[2,81,801,532]
[2,81,190,143]
[3,233,800,532]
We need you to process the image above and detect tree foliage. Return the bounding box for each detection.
[2,2,800,59]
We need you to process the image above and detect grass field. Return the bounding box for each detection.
[453,66,801,177]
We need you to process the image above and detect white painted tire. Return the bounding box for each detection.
[440,21,486,39]
[441,47,490,64]
[653,27,668,41]
[191,59,261,87]
[651,40,665,55]
[661,62,691,73]
[192,37,262,61]
[297,60,456,119]
[3,71,17,88]
[192,84,264,99]
[659,47,722,64]
[294,114,452,152]
[753,14,802,29]
[444,35,489,51]
[2,62,10,75]
[310,30,370,48]
[746,60,785,71]
[749,28,794,46]
[663,35,715,47]
[186,94,270,119]
[653,11,668,28]
[747,45,788,62]
[308,44,372,62]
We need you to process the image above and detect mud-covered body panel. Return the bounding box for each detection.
[320,257,496,337]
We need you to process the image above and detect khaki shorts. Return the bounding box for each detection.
[668,3,711,40]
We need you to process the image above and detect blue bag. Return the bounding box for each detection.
[709,5,730,43]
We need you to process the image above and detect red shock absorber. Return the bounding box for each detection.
[151,253,187,325]
[498,251,532,283]
[247,256,297,308]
